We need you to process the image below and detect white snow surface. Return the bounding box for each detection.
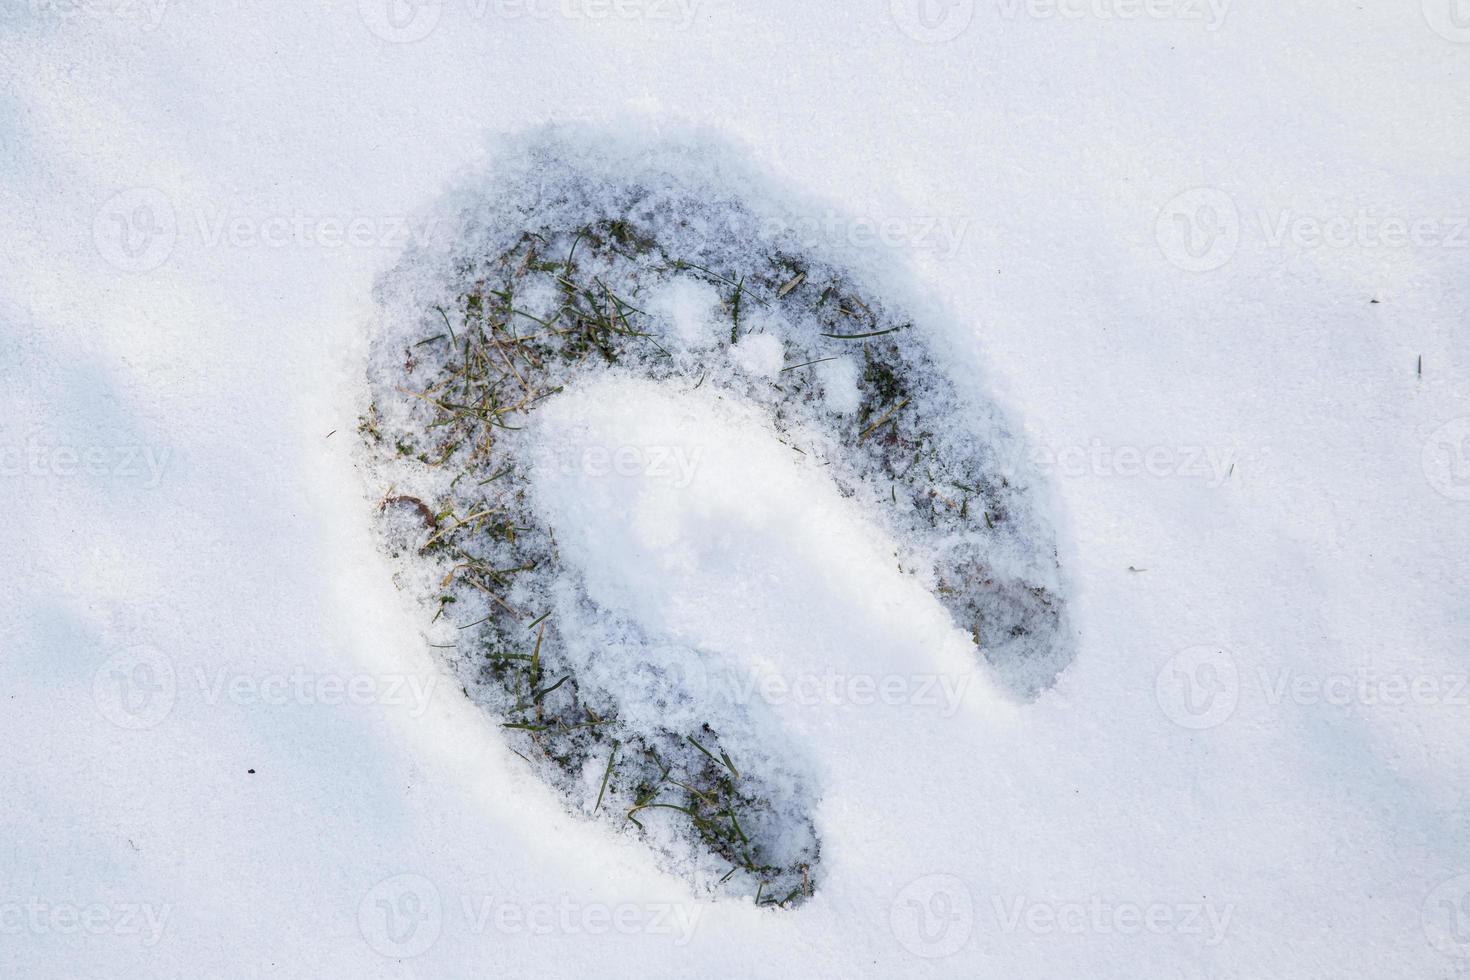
[3,4,1470,978]
[728,331,784,378]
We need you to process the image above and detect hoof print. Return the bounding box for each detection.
[362,125,1073,908]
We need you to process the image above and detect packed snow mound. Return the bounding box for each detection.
[360,122,1074,905]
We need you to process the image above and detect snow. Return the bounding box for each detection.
[728,331,784,377]
[814,355,862,414]
[648,276,724,348]
[3,3,1470,978]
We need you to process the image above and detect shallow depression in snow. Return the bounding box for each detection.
[526,374,977,691]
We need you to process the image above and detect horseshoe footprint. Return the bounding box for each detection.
[360,125,1074,907]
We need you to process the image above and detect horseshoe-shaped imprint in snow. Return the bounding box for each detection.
[361,124,1074,907]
